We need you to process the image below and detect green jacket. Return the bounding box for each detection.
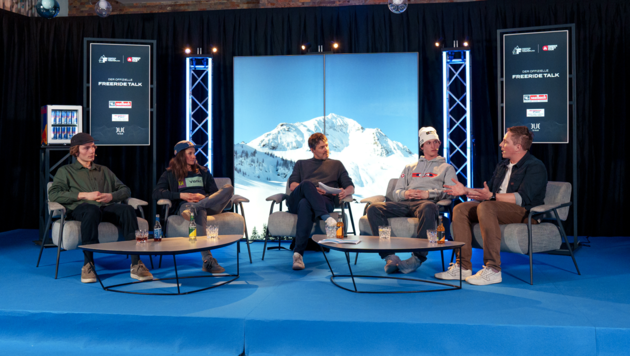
[49,161,131,211]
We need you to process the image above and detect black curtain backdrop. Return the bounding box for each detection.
[1,0,628,236]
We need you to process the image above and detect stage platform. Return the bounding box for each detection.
[1,229,629,356]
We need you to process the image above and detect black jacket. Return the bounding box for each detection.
[487,151,547,211]
[152,168,218,215]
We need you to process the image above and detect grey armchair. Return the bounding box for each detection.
[36,182,149,279]
[262,181,354,260]
[463,181,580,284]
[156,177,252,263]
[358,178,453,268]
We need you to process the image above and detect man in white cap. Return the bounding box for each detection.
[366,127,458,274]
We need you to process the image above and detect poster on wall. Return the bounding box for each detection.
[89,43,151,145]
[503,30,568,143]
[234,53,418,239]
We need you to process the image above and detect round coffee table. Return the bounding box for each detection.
[312,234,465,294]
[79,235,242,295]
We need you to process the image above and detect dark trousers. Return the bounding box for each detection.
[366,200,439,259]
[69,202,140,265]
[288,181,334,255]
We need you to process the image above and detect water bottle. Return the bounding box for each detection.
[154,214,162,242]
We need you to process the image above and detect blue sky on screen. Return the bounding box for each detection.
[234,53,418,151]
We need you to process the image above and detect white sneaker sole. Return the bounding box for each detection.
[434,270,472,280]
[465,276,502,285]
[81,277,97,283]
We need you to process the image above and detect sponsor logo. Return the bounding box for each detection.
[412,173,438,178]
[116,127,125,135]
[527,109,545,117]
[523,94,548,103]
[112,114,129,122]
[542,45,558,51]
[531,123,541,131]
[109,101,132,109]
[127,57,141,62]
[98,55,120,63]
[512,46,536,55]
[401,173,405,178]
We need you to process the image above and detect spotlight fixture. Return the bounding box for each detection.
[94,0,112,18]
[463,39,469,47]
[212,47,218,54]
[332,42,339,49]
[388,0,408,14]
[184,47,192,55]
[434,38,443,48]
[301,42,312,53]
[331,42,340,53]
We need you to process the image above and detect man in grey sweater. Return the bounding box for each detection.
[367,127,458,274]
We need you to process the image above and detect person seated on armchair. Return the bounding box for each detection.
[438,126,547,286]
[288,133,355,270]
[49,133,153,284]
[366,127,458,274]
[153,140,234,273]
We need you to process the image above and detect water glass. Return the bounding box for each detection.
[325,226,337,239]
[378,226,391,240]
[206,225,219,240]
[427,229,438,244]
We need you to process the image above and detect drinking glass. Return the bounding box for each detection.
[135,229,143,243]
[427,229,438,244]
[143,230,149,242]
[378,226,391,240]
[206,225,219,240]
[325,226,337,239]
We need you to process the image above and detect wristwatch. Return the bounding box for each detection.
[490,192,496,201]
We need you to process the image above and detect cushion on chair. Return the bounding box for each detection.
[541,182,572,221]
[469,223,562,254]
[51,218,149,251]
[359,216,423,238]
[165,212,244,237]
[267,212,340,238]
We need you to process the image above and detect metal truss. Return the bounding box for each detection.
[442,49,472,201]
[186,56,212,170]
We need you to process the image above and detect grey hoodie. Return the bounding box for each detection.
[393,156,458,202]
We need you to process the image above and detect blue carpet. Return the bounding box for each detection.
[0,230,629,355]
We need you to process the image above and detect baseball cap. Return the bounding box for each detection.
[174,140,201,156]
[70,133,97,147]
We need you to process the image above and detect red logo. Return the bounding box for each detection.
[127,57,132,62]
[412,173,438,178]
[542,46,548,51]
[401,174,405,178]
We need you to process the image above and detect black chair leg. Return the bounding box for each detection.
[553,210,581,275]
[37,216,52,267]
[441,251,445,271]
[159,255,163,268]
[354,253,359,265]
[149,255,154,269]
[262,229,269,260]
[246,238,252,264]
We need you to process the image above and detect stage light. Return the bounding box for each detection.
[463,40,469,47]
[212,47,218,53]
[35,0,60,19]
[94,0,112,18]
[332,42,339,49]
[388,0,408,14]
[435,42,440,47]
[184,47,191,55]
[301,43,312,53]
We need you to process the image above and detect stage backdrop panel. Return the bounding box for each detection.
[234,53,418,239]
[504,30,569,143]
[89,43,151,145]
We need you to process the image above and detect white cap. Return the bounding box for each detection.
[418,126,440,147]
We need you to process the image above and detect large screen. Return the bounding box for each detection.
[503,30,569,143]
[89,43,151,145]
[234,53,419,239]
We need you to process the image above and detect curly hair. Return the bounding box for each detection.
[308,133,327,150]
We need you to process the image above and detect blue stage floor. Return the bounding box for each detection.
[1,229,629,356]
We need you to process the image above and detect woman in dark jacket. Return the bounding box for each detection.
[153,140,233,273]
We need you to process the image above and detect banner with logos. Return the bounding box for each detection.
[503,30,568,143]
[89,43,151,145]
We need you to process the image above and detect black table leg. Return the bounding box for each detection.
[344,252,358,292]
[173,254,181,295]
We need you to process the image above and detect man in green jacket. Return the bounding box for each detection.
[49,133,153,283]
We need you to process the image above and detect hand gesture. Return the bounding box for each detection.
[338,188,349,200]
[80,191,101,201]
[443,178,467,196]
[404,189,428,200]
[467,182,493,201]
[191,193,206,203]
[95,193,113,204]
[316,187,327,195]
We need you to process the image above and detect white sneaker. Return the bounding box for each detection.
[465,266,502,285]
[325,217,337,227]
[398,255,423,274]
[292,252,305,270]
[434,263,472,280]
